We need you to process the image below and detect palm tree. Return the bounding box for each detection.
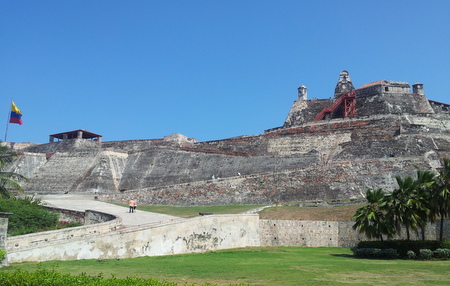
[386,175,423,240]
[428,158,450,241]
[414,169,436,240]
[0,143,26,199]
[353,188,394,241]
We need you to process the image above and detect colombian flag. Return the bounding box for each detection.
[10,101,23,125]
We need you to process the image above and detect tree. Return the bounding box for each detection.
[428,158,450,241]
[0,143,26,199]
[353,188,394,241]
[386,174,432,240]
[411,169,436,240]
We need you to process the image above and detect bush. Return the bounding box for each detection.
[0,248,6,262]
[351,247,398,259]
[433,248,450,259]
[406,250,416,259]
[357,240,442,258]
[0,197,59,236]
[419,249,433,260]
[0,268,199,285]
[383,248,399,259]
[439,240,450,249]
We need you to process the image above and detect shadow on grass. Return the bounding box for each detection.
[330,254,354,258]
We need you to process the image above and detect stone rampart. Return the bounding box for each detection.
[6,214,260,263]
[6,210,123,255]
[118,149,319,191]
[99,157,427,206]
[7,111,448,205]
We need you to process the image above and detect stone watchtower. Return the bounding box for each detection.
[413,82,424,95]
[334,70,355,98]
[297,85,307,101]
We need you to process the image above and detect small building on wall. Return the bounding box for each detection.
[49,129,102,143]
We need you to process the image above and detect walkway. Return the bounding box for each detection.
[38,194,183,227]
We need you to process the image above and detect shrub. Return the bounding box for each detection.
[0,197,59,236]
[351,247,398,259]
[439,240,450,249]
[0,248,6,262]
[419,249,433,260]
[406,250,416,259]
[433,248,450,259]
[383,248,399,259]
[0,268,194,285]
[357,240,441,258]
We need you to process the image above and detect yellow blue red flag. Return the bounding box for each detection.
[10,101,23,125]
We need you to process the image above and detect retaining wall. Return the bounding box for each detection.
[6,214,260,263]
[6,210,123,255]
[260,219,450,248]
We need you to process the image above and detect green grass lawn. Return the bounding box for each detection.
[2,247,450,285]
[115,204,265,218]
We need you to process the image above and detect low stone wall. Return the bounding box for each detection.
[260,219,450,248]
[44,206,85,224]
[6,210,122,254]
[7,214,260,263]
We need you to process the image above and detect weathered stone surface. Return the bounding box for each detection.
[7,214,260,263]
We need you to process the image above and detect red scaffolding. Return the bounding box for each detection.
[314,90,356,121]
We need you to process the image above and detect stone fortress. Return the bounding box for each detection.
[7,70,450,206]
[3,70,450,264]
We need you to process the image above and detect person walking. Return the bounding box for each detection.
[129,198,136,213]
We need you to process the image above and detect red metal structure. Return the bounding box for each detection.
[314,90,356,121]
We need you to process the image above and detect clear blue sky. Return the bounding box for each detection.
[1,1,449,143]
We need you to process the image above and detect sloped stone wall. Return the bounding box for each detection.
[99,157,427,206]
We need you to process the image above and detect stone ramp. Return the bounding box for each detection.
[38,194,183,227]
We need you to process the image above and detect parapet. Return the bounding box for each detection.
[356,80,410,97]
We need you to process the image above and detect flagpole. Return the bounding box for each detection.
[4,100,11,142]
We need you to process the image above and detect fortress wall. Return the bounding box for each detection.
[7,152,47,179]
[118,149,319,190]
[100,157,426,206]
[259,220,340,247]
[356,93,434,117]
[101,139,166,152]
[76,150,128,193]
[267,132,351,156]
[22,139,101,154]
[260,220,449,248]
[11,115,448,197]
[284,88,435,128]
[187,135,269,156]
[23,150,103,194]
[6,214,260,263]
[283,98,333,127]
